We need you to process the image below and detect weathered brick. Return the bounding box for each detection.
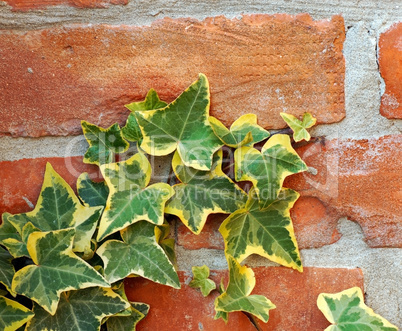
[125,267,364,330]
[0,14,345,137]
[4,0,127,11]
[177,135,402,249]
[379,22,402,119]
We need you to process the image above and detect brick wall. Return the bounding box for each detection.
[0,1,401,329]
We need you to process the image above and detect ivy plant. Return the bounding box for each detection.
[0,74,323,330]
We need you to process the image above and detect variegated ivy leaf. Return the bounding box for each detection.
[165,150,247,234]
[0,296,34,331]
[97,221,180,288]
[97,153,174,241]
[235,134,307,209]
[135,74,223,171]
[155,222,176,265]
[0,213,20,245]
[189,265,216,297]
[77,172,109,208]
[0,246,14,295]
[26,287,129,331]
[11,228,109,315]
[81,121,129,165]
[214,256,276,323]
[7,163,103,254]
[107,302,150,331]
[2,222,39,259]
[317,287,398,331]
[280,112,316,142]
[208,114,269,148]
[122,88,168,142]
[219,188,303,271]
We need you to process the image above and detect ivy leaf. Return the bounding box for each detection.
[317,287,398,331]
[2,222,39,259]
[81,121,129,165]
[7,163,103,254]
[107,302,150,331]
[189,265,216,297]
[219,188,302,271]
[280,112,316,142]
[0,213,20,244]
[0,296,34,331]
[11,228,109,315]
[165,150,247,234]
[135,74,223,171]
[208,114,269,148]
[214,256,276,323]
[155,222,176,265]
[97,221,180,289]
[97,153,174,241]
[0,246,15,295]
[26,287,129,331]
[235,134,307,209]
[77,172,109,207]
[122,89,168,142]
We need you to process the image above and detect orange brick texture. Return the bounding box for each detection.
[379,22,402,119]
[0,15,345,137]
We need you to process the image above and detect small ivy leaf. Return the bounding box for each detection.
[165,150,247,234]
[0,213,20,245]
[208,114,270,148]
[11,228,109,315]
[81,121,129,166]
[155,222,176,265]
[235,134,307,209]
[189,265,216,297]
[97,221,180,289]
[77,172,109,208]
[26,287,129,331]
[219,188,303,272]
[107,302,150,331]
[2,222,39,259]
[97,153,174,241]
[280,112,316,142]
[122,89,168,142]
[135,74,223,171]
[7,163,103,254]
[317,287,398,331]
[0,246,15,295]
[0,296,34,331]
[214,256,276,323]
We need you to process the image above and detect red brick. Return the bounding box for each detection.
[379,22,402,119]
[0,14,345,137]
[0,157,100,216]
[125,267,364,331]
[177,135,402,249]
[4,0,127,11]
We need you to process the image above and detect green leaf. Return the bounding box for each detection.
[135,74,223,171]
[2,222,39,258]
[77,172,109,207]
[8,163,103,254]
[189,265,216,297]
[214,256,275,323]
[97,221,180,289]
[317,287,398,331]
[11,228,109,315]
[97,153,174,242]
[235,134,307,209]
[165,150,247,234]
[81,121,129,165]
[280,112,316,142]
[107,302,150,331]
[122,89,168,142]
[0,246,15,295]
[26,287,129,331]
[209,114,269,148]
[155,222,176,265]
[219,188,303,272]
[0,213,20,245]
[0,296,34,331]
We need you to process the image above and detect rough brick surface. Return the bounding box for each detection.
[178,135,402,249]
[379,22,402,119]
[3,0,127,11]
[0,14,345,137]
[125,267,364,331]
